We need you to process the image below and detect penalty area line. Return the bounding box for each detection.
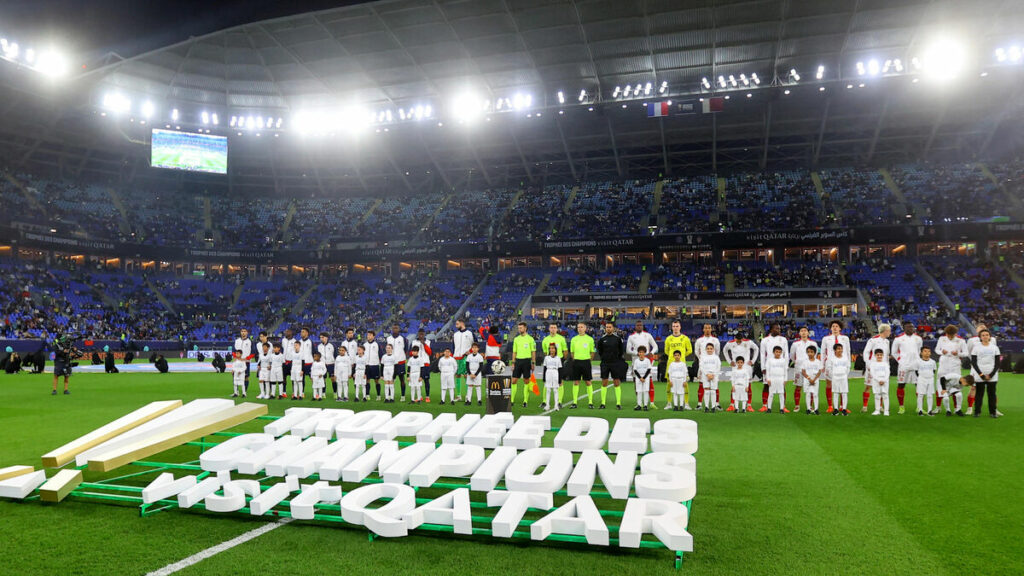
[146,517,293,576]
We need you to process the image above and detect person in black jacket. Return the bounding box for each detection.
[51,335,81,395]
[969,329,1001,418]
[212,353,226,373]
[596,322,627,410]
[104,347,119,374]
[155,355,169,374]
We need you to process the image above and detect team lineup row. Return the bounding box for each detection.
[220,317,1003,418]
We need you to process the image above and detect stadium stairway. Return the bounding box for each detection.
[724,272,736,292]
[269,284,317,334]
[650,180,666,218]
[714,177,727,223]
[413,193,452,244]
[639,267,652,293]
[229,284,244,309]
[915,261,963,324]
[490,188,525,243]
[145,278,177,315]
[550,185,580,235]
[2,172,45,214]
[977,162,1024,213]
[105,188,133,237]
[279,200,298,244]
[202,197,213,231]
[878,168,914,223]
[359,198,383,226]
[438,273,491,335]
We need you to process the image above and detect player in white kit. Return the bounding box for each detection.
[934,325,966,415]
[867,348,891,416]
[915,347,937,416]
[438,349,458,405]
[861,324,891,412]
[759,324,788,411]
[820,320,850,414]
[789,327,814,414]
[730,356,753,413]
[891,323,922,415]
[334,346,353,401]
[763,346,789,413]
[801,346,824,414]
[698,343,722,412]
[828,343,851,415]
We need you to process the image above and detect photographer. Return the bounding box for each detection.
[51,335,82,395]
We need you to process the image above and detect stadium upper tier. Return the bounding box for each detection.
[2,161,1021,251]
[2,251,1021,343]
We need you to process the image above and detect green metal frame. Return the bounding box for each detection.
[43,414,692,568]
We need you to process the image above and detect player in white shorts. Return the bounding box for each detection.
[698,343,722,412]
[801,346,824,414]
[820,320,851,414]
[915,347,937,416]
[866,348,891,416]
[730,356,753,413]
[763,345,789,414]
[934,325,966,415]
[257,342,272,399]
[438,349,458,405]
[353,345,368,402]
[269,342,285,398]
[828,343,851,415]
[789,327,814,414]
[631,346,653,411]
[667,350,689,411]
[334,346,353,401]
[891,323,923,415]
[407,346,426,404]
[464,343,485,406]
[542,344,563,411]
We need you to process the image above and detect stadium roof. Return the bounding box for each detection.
[1,0,1023,190]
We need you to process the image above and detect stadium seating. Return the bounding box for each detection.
[845,256,953,337]
[494,185,571,242]
[657,176,720,233]
[461,269,545,329]
[544,264,643,293]
[648,262,724,292]
[730,260,843,289]
[818,168,900,226]
[556,180,655,239]
[724,171,823,231]
[922,254,1024,339]
[426,189,518,244]
[890,163,1009,223]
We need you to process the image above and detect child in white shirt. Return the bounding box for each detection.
[438,349,458,404]
[257,342,272,399]
[269,343,285,398]
[764,346,789,413]
[381,344,397,403]
[828,344,851,415]
[915,347,937,416]
[666,350,689,411]
[334,347,353,402]
[801,347,824,414]
[231,352,247,398]
[698,343,722,412]
[407,346,425,404]
[867,349,891,416]
[465,343,485,406]
[542,343,562,411]
[311,352,327,401]
[632,346,653,411]
[730,357,752,413]
[291,341,304,399]
[353,346,368,402]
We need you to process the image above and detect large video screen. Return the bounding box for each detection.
[151,129,228,174]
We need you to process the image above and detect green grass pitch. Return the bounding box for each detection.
[152,147,227,174]
[1,368,1021,575]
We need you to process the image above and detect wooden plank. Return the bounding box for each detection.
[39,469,83,503]
[0,465,34,481]
[42,400,183,468]
[75,399,233,467]
[87,403,269,472]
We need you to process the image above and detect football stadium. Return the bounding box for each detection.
[1,0,1023,574]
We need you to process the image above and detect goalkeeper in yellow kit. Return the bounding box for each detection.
[661,320,693,410]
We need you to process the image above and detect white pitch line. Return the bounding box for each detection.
[540,381,617,416]
[146,518,293,576]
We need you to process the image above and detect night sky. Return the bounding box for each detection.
[2,0,370,64]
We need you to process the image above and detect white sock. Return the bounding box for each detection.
[841,393,848,410]
[882,394,890,413]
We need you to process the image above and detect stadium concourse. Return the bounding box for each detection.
[3,0,1024,574]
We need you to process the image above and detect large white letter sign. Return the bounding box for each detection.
[469,446,518,492]
[635,453,696,502]
[650,419,698,454]
[403,488,472,535]
[553,417,609,452]
[608,418,650,454]
[619,498,692,552]
[530,495,609,546]
[463,413,515,449]
[340,483,416,538]
[566,450,637,500]
[372,412,435,442]
[503,448,573,494]
[409,443,485,488]
[502,415,550,450]
[335,410,392,440]
[487,491,553,538]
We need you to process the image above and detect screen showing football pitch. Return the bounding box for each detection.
[150,129,228,174]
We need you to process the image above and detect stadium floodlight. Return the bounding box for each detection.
[212,113,219,125]
[229,116,237,127]
[25,48,34,64]
[739,74,749,86]
[634,83,642,95]
[894,59,904,72]
[557,90,565,104]
[512,93,532,109]
[35,50,68,77]
[751,73,760,85]
[918,37,969,82]
[701,77,711,89]
[717,75,726,88]
[399,108,407,120]
[3,41,18,59]
[578,89,587,102]
[659,80,668,94]
[612,86,621,97]
[996,47,1006,62]
[102,92,131,114]
[201,111,210,125]
[883,59,893,74]
[276,117,282,128]
[451,91,487,123]
[246,116,255,129]
[788,69,800,82]
[171,108,179,121]
[728,75,737,87]
[141,100,154,119]
[424,105,432,118]
[867,59,880,75]
[623,85,632,97]
[856,61,866,76]
[816,65,825,79]
[1010,46,1022,62]
[644,82,652,95]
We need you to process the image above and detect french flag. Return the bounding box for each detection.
[646,101,670,118]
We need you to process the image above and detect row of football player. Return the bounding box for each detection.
[229,337,495,405]
[511,319,1001,417]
